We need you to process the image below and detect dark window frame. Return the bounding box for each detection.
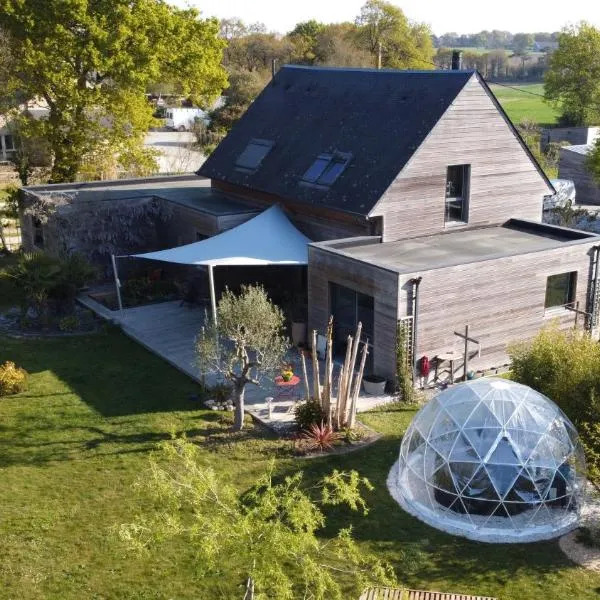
[300,151,352,188]
[444,164,470,225]
[545,272,577,310]
[235,138,274,173]
[3,134,15,151]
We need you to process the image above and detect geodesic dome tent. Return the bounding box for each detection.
[388,379,586,543]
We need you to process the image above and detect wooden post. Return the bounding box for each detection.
[463,324,469,381]
[348,341,368,429]
[336,335,353,428]
[208,264,217,326]
[323,317,333,425]
[300,349,310,400]
[110,254,123,313]
[311,329,321,403]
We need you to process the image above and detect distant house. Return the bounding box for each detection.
[23,65,600,386]
[558,145,600,205]
[541,126,600,152]
[532,41,559,52]
[0,116,16,162]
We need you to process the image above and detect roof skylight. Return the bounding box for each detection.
[301,151,351,187]
[235,139,273,172]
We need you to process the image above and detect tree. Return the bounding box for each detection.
[119,438,396,599]
[586,137,600,185]
[204,69,270,147]
[196,285,288,431]
[544,23,600,126]
[313,23,372,67]
[0,0,227,182]
[355,0,433,70]
[289,20,325,64]
[512,33,534,53]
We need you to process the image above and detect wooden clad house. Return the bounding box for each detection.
[199,65,600,383]
[22,65,600,386]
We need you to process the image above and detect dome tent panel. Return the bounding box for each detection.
[389,379,586,543]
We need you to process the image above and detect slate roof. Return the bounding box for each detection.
[199,65,475,216]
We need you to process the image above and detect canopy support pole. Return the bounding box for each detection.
[208,264,217,326]
[111,254,123,313]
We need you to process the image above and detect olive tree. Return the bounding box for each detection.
[119,437,396,599]
[196,285,288,431]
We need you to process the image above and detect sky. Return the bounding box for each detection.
[171,0,600,36]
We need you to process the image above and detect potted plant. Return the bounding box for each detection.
[281,363,294,382]
[362,374,386,395]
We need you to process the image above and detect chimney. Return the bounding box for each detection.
[451,50,463,71]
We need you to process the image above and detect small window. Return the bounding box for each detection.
[545,272,577,309]
[235,139,273,172]
[445,164,470,224]
[32,217,44,248]
[4,135,15,151]
[301,151,351,187]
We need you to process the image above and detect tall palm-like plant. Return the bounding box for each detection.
[7,252,61,321]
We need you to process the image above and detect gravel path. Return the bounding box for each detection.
[560,484,600,570]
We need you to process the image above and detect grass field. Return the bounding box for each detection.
[490,83,560,126]
[1,325,599,599]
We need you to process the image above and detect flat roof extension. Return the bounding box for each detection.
[23,175,258,217]
[315,220,599,274]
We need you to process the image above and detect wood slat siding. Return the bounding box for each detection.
[216,211,259,233]
[372,75,550,242]
[308,245,399,380]
[162,204,219,246]
[558,148,600,205]
[360,589,496,600]
[398,242,598,371]
[212,179,370,241]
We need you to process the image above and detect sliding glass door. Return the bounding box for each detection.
[330,283,374,366]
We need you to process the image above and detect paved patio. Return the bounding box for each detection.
[79,297,395,430]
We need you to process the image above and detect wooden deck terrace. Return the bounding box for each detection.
[79,297,394,430]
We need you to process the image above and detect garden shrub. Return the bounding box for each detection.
[294,398,326,431]
[508,326,600,481]
[58,315,80,332]
[509,326,600,423]
[208,382,233,403]
[0,361,28,396]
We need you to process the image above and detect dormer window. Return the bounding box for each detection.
[235,139,273,173]
[301,151,351,187]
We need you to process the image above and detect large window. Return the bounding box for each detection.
[329,283,374,369]
[301,151,351,187]
[445,164,470,224]
[235,139,273,172]
[545,272,577,309]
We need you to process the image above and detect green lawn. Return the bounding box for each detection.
[1,331,599,599]
[490,83,560,127]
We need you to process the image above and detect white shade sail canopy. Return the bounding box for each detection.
[133,204,311,266]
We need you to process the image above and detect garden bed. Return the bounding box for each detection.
[292,421,381,458]
[0,304,102,336]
